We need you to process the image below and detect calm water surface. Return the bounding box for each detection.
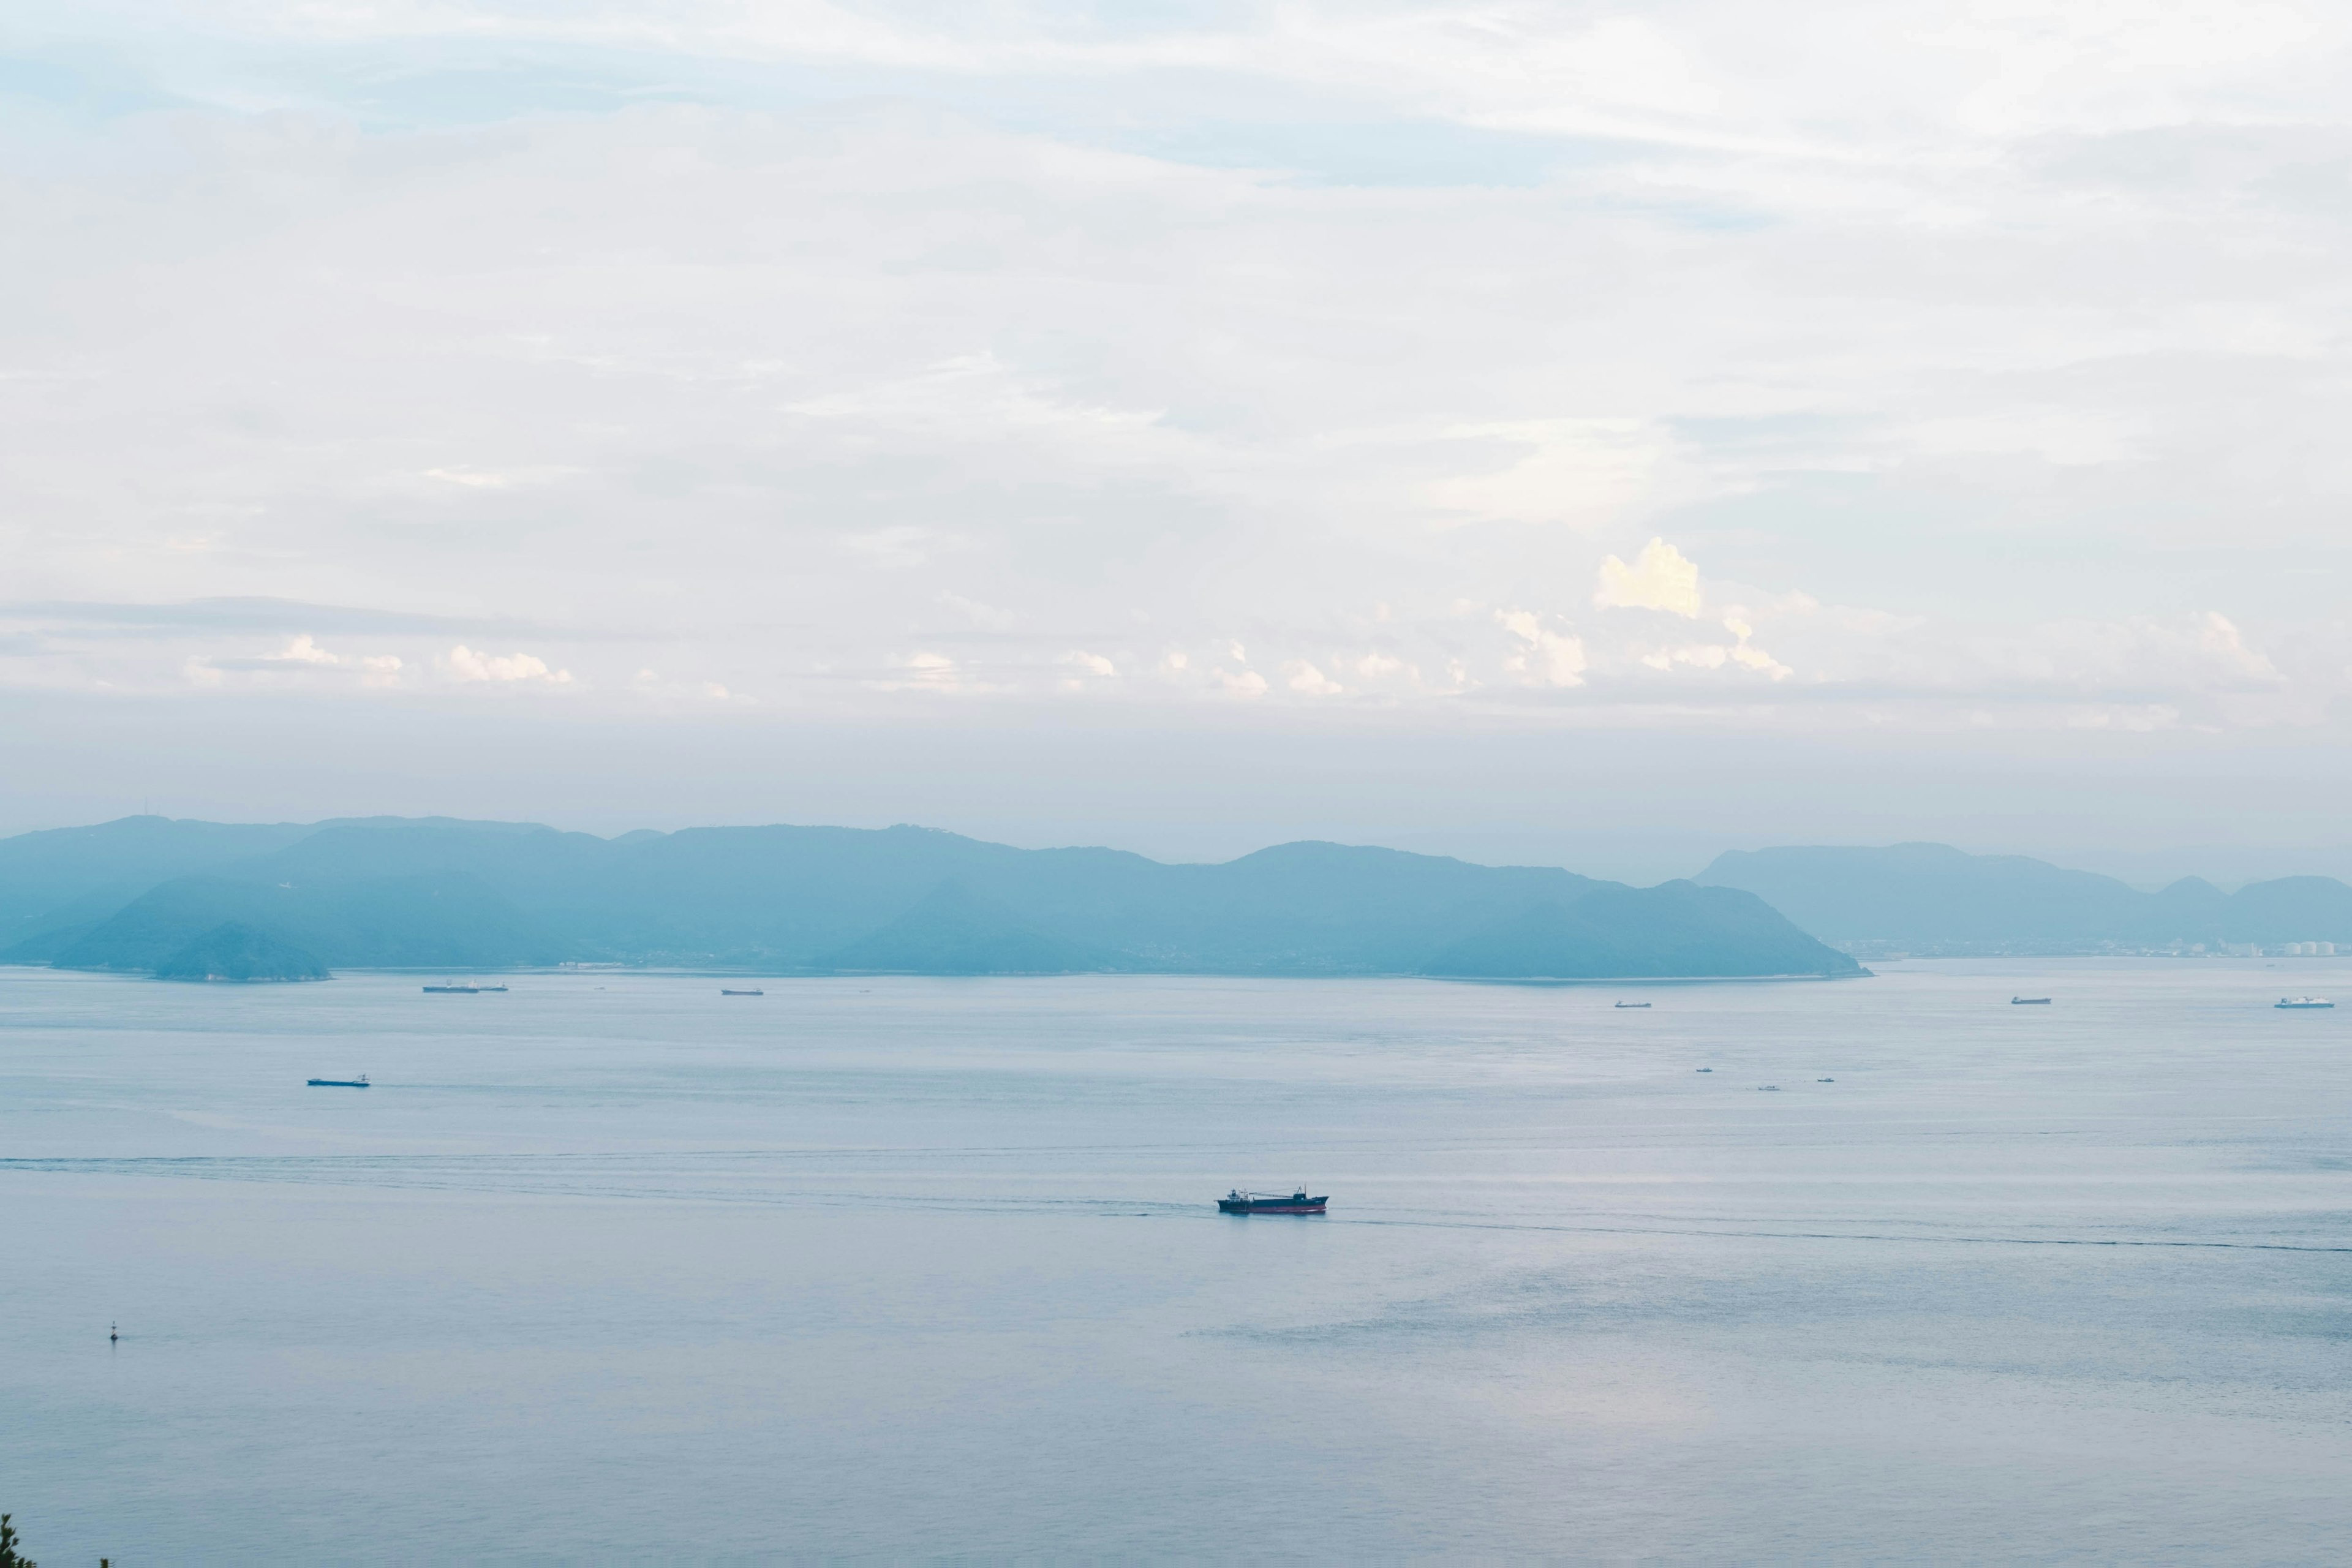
[3,961,2350,1561]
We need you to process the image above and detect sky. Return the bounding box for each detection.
[3,1,2350,881]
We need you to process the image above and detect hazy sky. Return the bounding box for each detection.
[4,2,2350,878]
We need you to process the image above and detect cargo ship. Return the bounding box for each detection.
[721,988,764,997]
[2277,997,2335,1009]
[1614,1001,1651,1009]
[307,1075,369,1088]
[2011,996,2052,1005]
[1218,1188,1327,1215]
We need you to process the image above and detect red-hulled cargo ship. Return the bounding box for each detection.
[1218,1188,1327,1215]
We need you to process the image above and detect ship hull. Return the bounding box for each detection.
[1218,1197,1327,1214]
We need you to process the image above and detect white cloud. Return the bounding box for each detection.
[1427,420,1683,530]
[872,650,1000,694]
[276,634,339,666]
[1063,650,1117,678]
[786,352,1175,464]
[1596,540,1705,617]
[2187,611,2280,684]
[1285,661,1342,696]
[177,635,409,687]
[440,646,572,684]
[1495,609,1588,688]
[4,4,2351,748]
[1722,619,1793,680]
[1637,618,1792,680]
[896,652,957,684]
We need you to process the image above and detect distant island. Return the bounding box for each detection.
[0,815,1862,984]
[1699,843,2352,956]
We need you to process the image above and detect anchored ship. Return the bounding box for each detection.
[307,1074,369,1088]
[1218,1188,1327,1215]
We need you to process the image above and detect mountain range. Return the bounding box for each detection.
[1698,843,2352,954]
[0,816,1861,983]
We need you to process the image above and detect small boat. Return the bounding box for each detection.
[423,982,480,994]
[2277,997,2336,1009]
[2011,997,2052,1005]
[1695,1067,1712,1073]
[721,988,764,997]
[1757,1085,1780,1091]
[1817,1077,1834,1083]
[1613,1000,1652,1009]
[1218,1188,1327,1215]
[307,1075,369,1088]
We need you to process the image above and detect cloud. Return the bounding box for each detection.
[1588,541,1795,680]
[1285,661,1343,696]
[1426,421,1683,530]
[2187,611,2280,685]
[190,633,408,685]
[940,592,1016,630]
[0,599,541,636]
[1637,619,1792,681]
[1059,649,1118,689]
[1595,540,1705,617]
[440,645,573,684]
[1495,609,1588,688]
[276,634,337,666]
[1721,619,1793,680]
[786,352,1175,466]
[871,650,1002,693]
[6,6,2352,750]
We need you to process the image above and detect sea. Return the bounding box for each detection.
[2,960,2349,1562]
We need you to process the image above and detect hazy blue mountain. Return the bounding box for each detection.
[1,815,1860,981]
[1425,883,1859,979]
[821,881,1121,974]
[0,815,318,952]
[152,922,331,983]
[2222,876,2352,942]
[48,868,562,972]
[1697,843,2352,951]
